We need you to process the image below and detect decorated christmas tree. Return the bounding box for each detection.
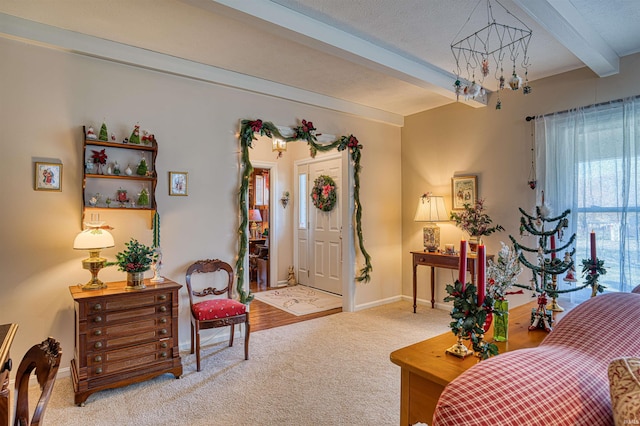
[137,187,149,206]
[509,193,576,331]
[136,158,148,176]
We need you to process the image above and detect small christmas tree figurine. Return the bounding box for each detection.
[136,158,148,176]
[137,188,149,206]
[129,124,141,144]
[99,122,108,141]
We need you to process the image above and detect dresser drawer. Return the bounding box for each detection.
[87,302,171,327]
[86,316,172,351]
[86,339,174,377]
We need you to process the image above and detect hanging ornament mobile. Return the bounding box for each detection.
[450,0,533,110]
[527,116,537,189]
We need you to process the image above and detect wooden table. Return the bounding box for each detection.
[390,301,570,426]
[411,251,493,312]
[0,323,18,426]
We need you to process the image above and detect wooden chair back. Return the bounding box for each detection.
[14,337,61,426]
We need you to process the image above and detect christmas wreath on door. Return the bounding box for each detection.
[311,175,337,212]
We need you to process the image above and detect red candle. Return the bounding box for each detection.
[477,245,486,306]
[458,240,467,288]
[590,231,597,261]
[550,235,556,260]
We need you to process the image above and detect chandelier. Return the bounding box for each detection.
[451,0,532,109]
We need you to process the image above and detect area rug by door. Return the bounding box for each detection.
[253,285,342,316]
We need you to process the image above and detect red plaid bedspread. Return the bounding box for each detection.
[432,292,640,426]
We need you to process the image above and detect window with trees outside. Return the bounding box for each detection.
[536,96,640,301]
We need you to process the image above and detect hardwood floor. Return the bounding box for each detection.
[249,281,342,332]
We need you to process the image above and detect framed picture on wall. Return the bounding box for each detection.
[34,162,62,191]
[451,175,477,210]
[254,174,264,205]
[169,171,188,196]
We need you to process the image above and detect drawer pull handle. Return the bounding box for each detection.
[95,367,102,374]
[159,329,168,335]
[159,306,167,313]
[160,352,167,358]
[159,294,167,301]
[159,318,167,324]
[94,330,102,336]
[93,303,102,310]
[160,342,168,348]
[94,356,102,362]
[94,342,102,349]
[94,316,102,323]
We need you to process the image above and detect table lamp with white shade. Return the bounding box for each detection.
[73,220,115,290]
[414,194,449,252]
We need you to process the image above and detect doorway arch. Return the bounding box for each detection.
[235,118,371,312]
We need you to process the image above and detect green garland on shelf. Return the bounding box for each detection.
[235,118,372,304]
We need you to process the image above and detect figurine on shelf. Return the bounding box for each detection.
[129,124,141,144]
[113,161,121,175]
[88,194,99,207]
[105,197,112,208]
[136,158,148,176]
[117,189,128,205]
[99,122,108,141]
[137,188,149,206]
[141,130,153,144]
[111,132,116,141]
[86,126,98,140]
[125,165,133,176]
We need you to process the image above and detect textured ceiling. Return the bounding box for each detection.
[1,0,639,120]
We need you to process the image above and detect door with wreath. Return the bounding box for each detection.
[299,157,342,295]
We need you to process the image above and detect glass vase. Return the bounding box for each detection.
[493,299,509,342]
[126,271,146,290]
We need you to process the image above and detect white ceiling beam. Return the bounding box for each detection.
[0,13,403,126]
[514,0,619,77]
[191,0,486,108]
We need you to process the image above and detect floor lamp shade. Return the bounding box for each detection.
[414,195,448,251]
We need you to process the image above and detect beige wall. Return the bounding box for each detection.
[402,52,640,310]
[0,37,402,373]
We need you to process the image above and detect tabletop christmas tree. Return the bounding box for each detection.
[509,193,576,331]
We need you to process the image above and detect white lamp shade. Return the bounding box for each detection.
[73,227,115,250]
[414,196,448,222]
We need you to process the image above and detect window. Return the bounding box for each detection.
[299,173,307,229]
[537,97,640,299]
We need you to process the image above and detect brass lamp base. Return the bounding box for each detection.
[81,254,108,291]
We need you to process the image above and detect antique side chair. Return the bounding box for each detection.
[14,337,62,426]
[185,259,250,372]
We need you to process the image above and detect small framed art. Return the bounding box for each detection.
[169,171,188,196]
[451,175,477,210]
[34,162,62,191]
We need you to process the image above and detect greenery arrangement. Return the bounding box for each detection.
[110,238,156,273]
[487,242,523,300]
[450,198,504,238]
[444,280,498,360]
[581,257,607,297]
[311,175,337,211]
[236,118,372,304]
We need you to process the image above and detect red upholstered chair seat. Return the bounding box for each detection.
[192,299,247,321]
[185,259,250,372]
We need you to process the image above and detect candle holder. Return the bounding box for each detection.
[546,275,564,312]
[446,332,472,358]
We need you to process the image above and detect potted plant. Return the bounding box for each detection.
[486,242,523,341]
[110,238,156,290]
[450,198,504,251]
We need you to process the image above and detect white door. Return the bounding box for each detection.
[308,158,342,295]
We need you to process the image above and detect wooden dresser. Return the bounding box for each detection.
[69,279,183,405]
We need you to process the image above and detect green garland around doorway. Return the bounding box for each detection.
[235,118,373,304]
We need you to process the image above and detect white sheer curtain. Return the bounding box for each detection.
[535,97,640,298]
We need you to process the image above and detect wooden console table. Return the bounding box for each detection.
[0,323,18,426]
[390,301,571,426]
[411,251,493,312]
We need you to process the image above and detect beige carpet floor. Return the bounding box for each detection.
[43,301,451,426]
